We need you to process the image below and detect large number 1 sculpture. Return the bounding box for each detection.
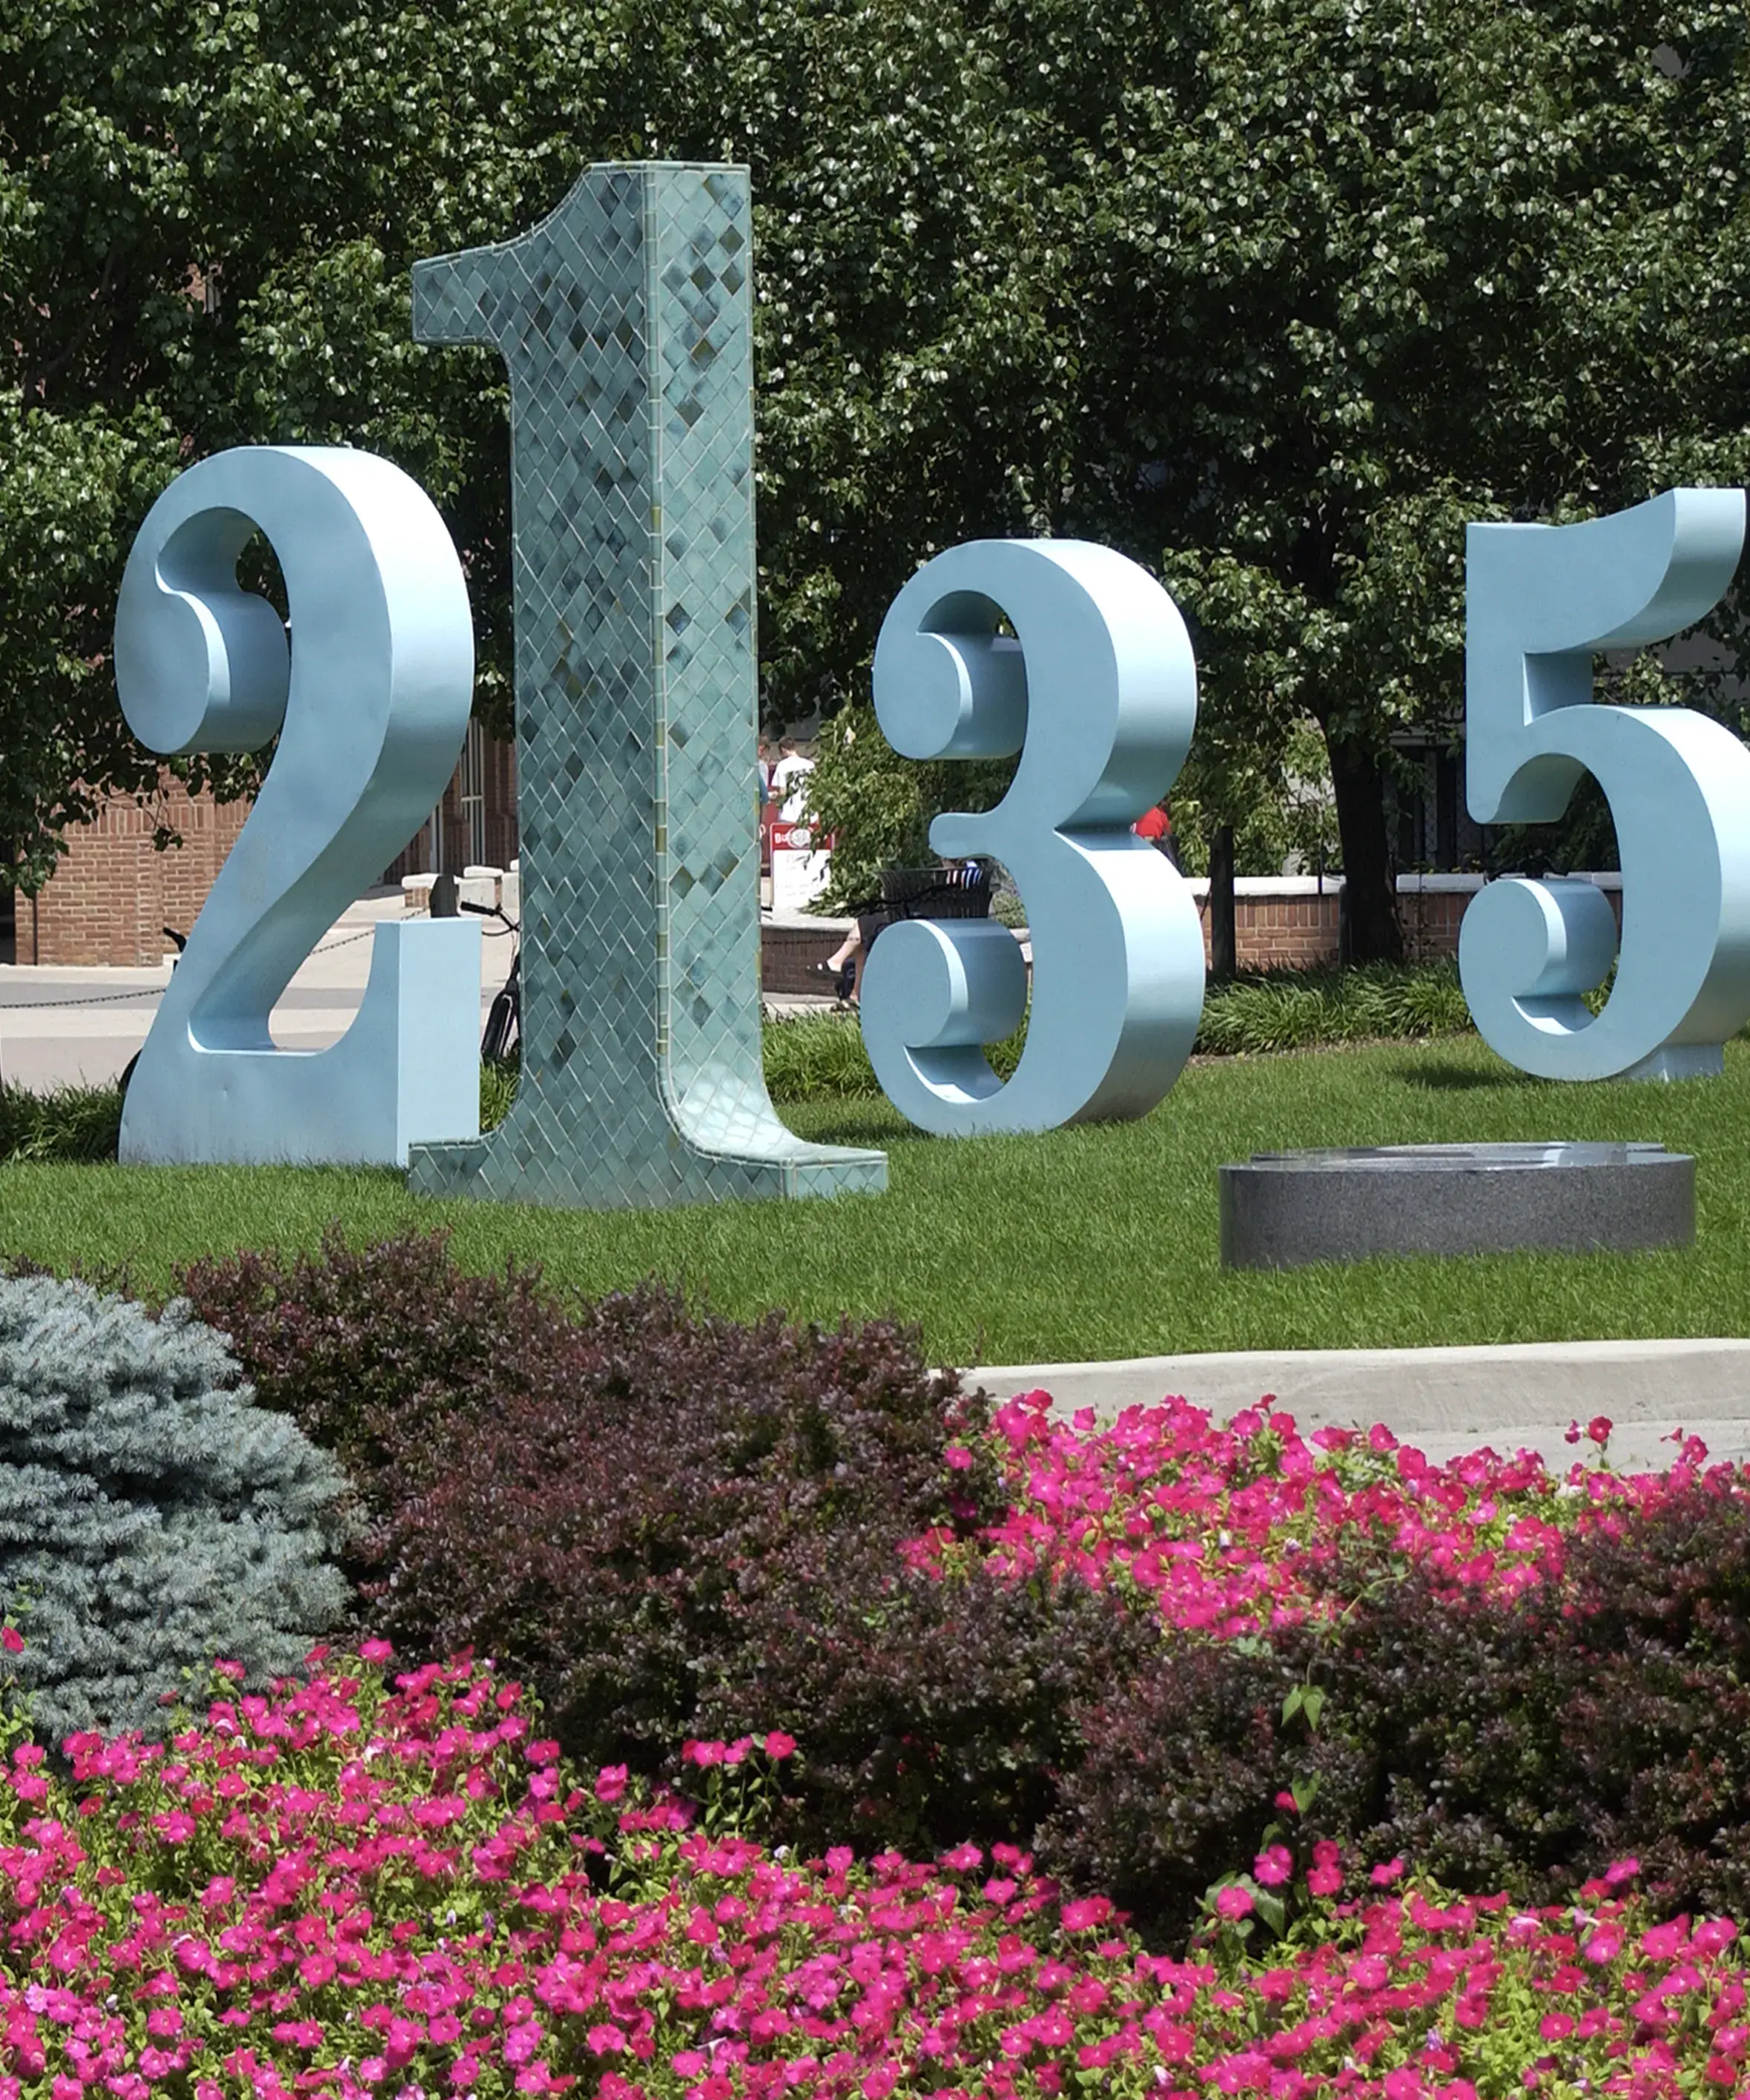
[402,166,888,1201]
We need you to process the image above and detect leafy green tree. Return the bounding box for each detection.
[0,0,651,883]
[7,0,1749,973]
[693,0,1750,954]
[1009,0,1750,954]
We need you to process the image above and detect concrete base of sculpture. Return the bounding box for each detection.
[1219,1141,1694,1270]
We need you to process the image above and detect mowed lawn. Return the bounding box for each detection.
[4,1033,1750,1365]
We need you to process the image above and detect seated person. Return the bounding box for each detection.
[814,859,987,1006]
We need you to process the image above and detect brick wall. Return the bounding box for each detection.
[1198,891,1339,971]
[762,884,1490,988]
[20,777,253,967]
[21,765,1625,983]
[1186,876,1622,975]
[24,725,524,968]
[1190,886,1479,971]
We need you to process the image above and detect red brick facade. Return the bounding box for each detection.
[1186,878,1621,974]
[17,754,1624,980]
[1196,889,1343,973]
[17,776,253,967]
[21,730,523,967]
[1187,884,1476,972]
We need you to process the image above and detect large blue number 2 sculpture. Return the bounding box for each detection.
[113,446,482,1165]
[861,540,1206,1133]
[1462,489,1750,1081]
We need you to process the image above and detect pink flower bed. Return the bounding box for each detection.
[911,1393,1735,1638]
[0,1648,1747,2099]
[6,1396,1750,2096]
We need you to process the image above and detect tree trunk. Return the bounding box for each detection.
[1324,731,1402,964]
[1209,822,1237,979]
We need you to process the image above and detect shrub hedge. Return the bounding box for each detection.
[761,960,1473,1100]
[0,1275,354,1744]
[16,1226,1744,1952]
[1048,1493,1750,1943]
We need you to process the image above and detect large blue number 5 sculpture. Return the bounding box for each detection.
[861,540,1206,1132]
[1461,489,1750,1081]
[114,446,482,1164]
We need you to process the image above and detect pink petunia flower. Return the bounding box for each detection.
[1253,1845,1293,1887]
[593,1764,627,1803]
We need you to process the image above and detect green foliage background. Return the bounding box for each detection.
[4,0,1749,945]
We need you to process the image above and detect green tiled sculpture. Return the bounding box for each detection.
[406,165,886,1206]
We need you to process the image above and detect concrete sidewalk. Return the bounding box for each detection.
[0,890,518,1091]
[0,890,841,1091]
[972,1338,1750,1471]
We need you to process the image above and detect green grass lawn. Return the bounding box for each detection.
[4,1032,1750,1364]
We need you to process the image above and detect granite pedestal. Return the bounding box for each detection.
[1219,1141,1694,1270]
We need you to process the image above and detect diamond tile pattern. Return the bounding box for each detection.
[405,165,886,1206]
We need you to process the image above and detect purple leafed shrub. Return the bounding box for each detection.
[353,1284,1009,1774]
[176,1226,572,1505]
[179,1231,1057,1848]
[174,1230,1750,1940]
[1304,1482,1750,1924]
[1037,1625,1345,1932]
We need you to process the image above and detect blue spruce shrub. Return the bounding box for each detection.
[0,1275,356,1746]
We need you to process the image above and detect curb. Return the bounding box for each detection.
[968,1338,1750,1472]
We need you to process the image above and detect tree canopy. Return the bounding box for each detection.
[4,0,1748,951]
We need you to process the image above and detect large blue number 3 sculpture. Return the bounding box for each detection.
[1462,489,1750,1081]
[861,540,1206,1133]
[113,446,483,1163]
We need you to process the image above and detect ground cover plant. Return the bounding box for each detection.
[762,960,1474,1102]
[5,1033,1750,1361]
[0,1082,121,1164]
[2,1644,1749,2100]
[60,1237,1750,1938]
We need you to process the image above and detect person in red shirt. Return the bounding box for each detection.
[1133,802,1175,864]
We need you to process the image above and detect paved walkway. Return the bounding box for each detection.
[971,1339,1750,1470]
[0,891,842,1091]
[0,891,524,1090]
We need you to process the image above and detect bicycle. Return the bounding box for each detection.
[117,927,188,1097]
[461,899,521,1063]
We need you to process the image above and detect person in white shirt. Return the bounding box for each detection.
[770,739,814,822]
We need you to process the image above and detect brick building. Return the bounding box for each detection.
[12,779,251,968]
[13,726,521,968]
[9,735,1620,977]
